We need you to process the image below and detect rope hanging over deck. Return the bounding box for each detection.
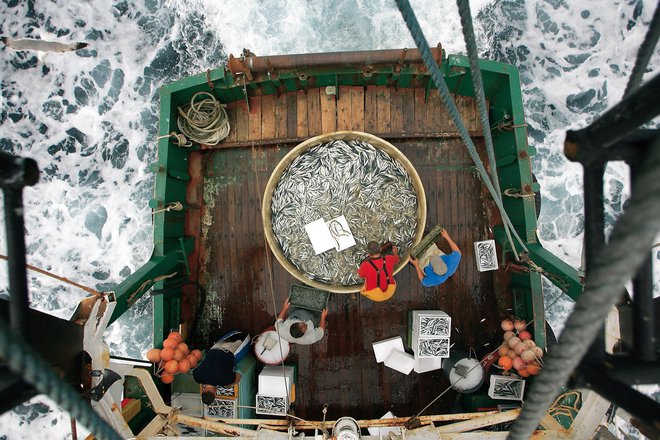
[394,0,529,258]
[456,0,521,261]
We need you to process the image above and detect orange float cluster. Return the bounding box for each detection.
[496,319,543,378]
[145,331,203,384]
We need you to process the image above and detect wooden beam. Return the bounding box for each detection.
[203,411,501,430]
[136,415,171,439]
[172,414,256,437]
[438,430,566,439]
[437,409,521,433]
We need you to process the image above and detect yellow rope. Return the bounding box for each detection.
[548,390,581,423]
[503,188,536,198]
[0,254,102,296]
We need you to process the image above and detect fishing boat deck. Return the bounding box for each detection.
[185,86,511,420]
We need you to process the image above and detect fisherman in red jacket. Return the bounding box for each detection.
[357,241,400,301]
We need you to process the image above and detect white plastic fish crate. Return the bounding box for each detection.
[474,239,499,272]
[204,397,238,419]
[255,394,289,416]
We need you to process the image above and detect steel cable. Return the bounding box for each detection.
[623,3,660,98]
[456,0,521,260]
[0,315,122,440]
[394,0,529,256]
[508,137,660,438]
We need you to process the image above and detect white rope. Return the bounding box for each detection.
[177,91,230,146]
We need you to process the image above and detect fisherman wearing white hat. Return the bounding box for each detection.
[409,228,461,287]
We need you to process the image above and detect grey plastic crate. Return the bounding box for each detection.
[288,284,330,312]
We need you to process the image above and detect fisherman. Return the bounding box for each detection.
[275,298,328,345]
[357,241,400,301]
[408,228,461,287]
[193,330,251,405]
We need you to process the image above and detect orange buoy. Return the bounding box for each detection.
[518,330,532,341]
[498,356,513,371]
[521,349,536,363]
[177,342,189,355]
[164,359,179,374]
[191,349,203,361]
[160,347,175,361]
[173,349,185,361]
[514,320,527,332]
[527,363,541,375]
[163,338,178,350]
[186,354,198,368]
[518,368,530,378]
[501,319,514,331]
[146,348,161,363]
[178,358,191,374]
[168,331,183,343]
[514,342,527,355]
[512,356,527,371]
[161,373,175,384]
[503,330,516,341]
[497,344,510,357]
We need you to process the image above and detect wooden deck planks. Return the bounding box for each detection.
[193,87,502,421]
[261,94,276,140]
[196,137,500,421]
[218,86,484,148]
[376,86,391,135]
[336,86,352,131]
[275,93,288,139]
[296,91,309,138]
[307,88,322,137]
[320,89,337,133]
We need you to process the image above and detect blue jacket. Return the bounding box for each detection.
[421,251,461,287]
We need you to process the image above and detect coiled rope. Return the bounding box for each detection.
[508,137,660,438]
[177,91,230,146]
[157,131,192,148]
[394,0,529,257]
[0,315,122,440]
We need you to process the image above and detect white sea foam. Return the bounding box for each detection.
[1,0,658,438]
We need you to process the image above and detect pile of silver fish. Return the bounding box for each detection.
[270,139,419,286]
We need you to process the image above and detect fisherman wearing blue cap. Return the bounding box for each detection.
[409,228,461,287]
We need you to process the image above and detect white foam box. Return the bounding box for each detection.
[414,356,443,374]
[367,411,402,437]
[410,310,451,338]
[258,365,294,397]
[474,239,499,272]
[204,397,237,419]
[255,394,289,416]
[384,349,415,375]
[372,336,405,363]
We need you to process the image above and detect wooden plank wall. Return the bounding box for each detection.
[212,86,482,148]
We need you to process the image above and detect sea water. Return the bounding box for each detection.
[0,0,658,438]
